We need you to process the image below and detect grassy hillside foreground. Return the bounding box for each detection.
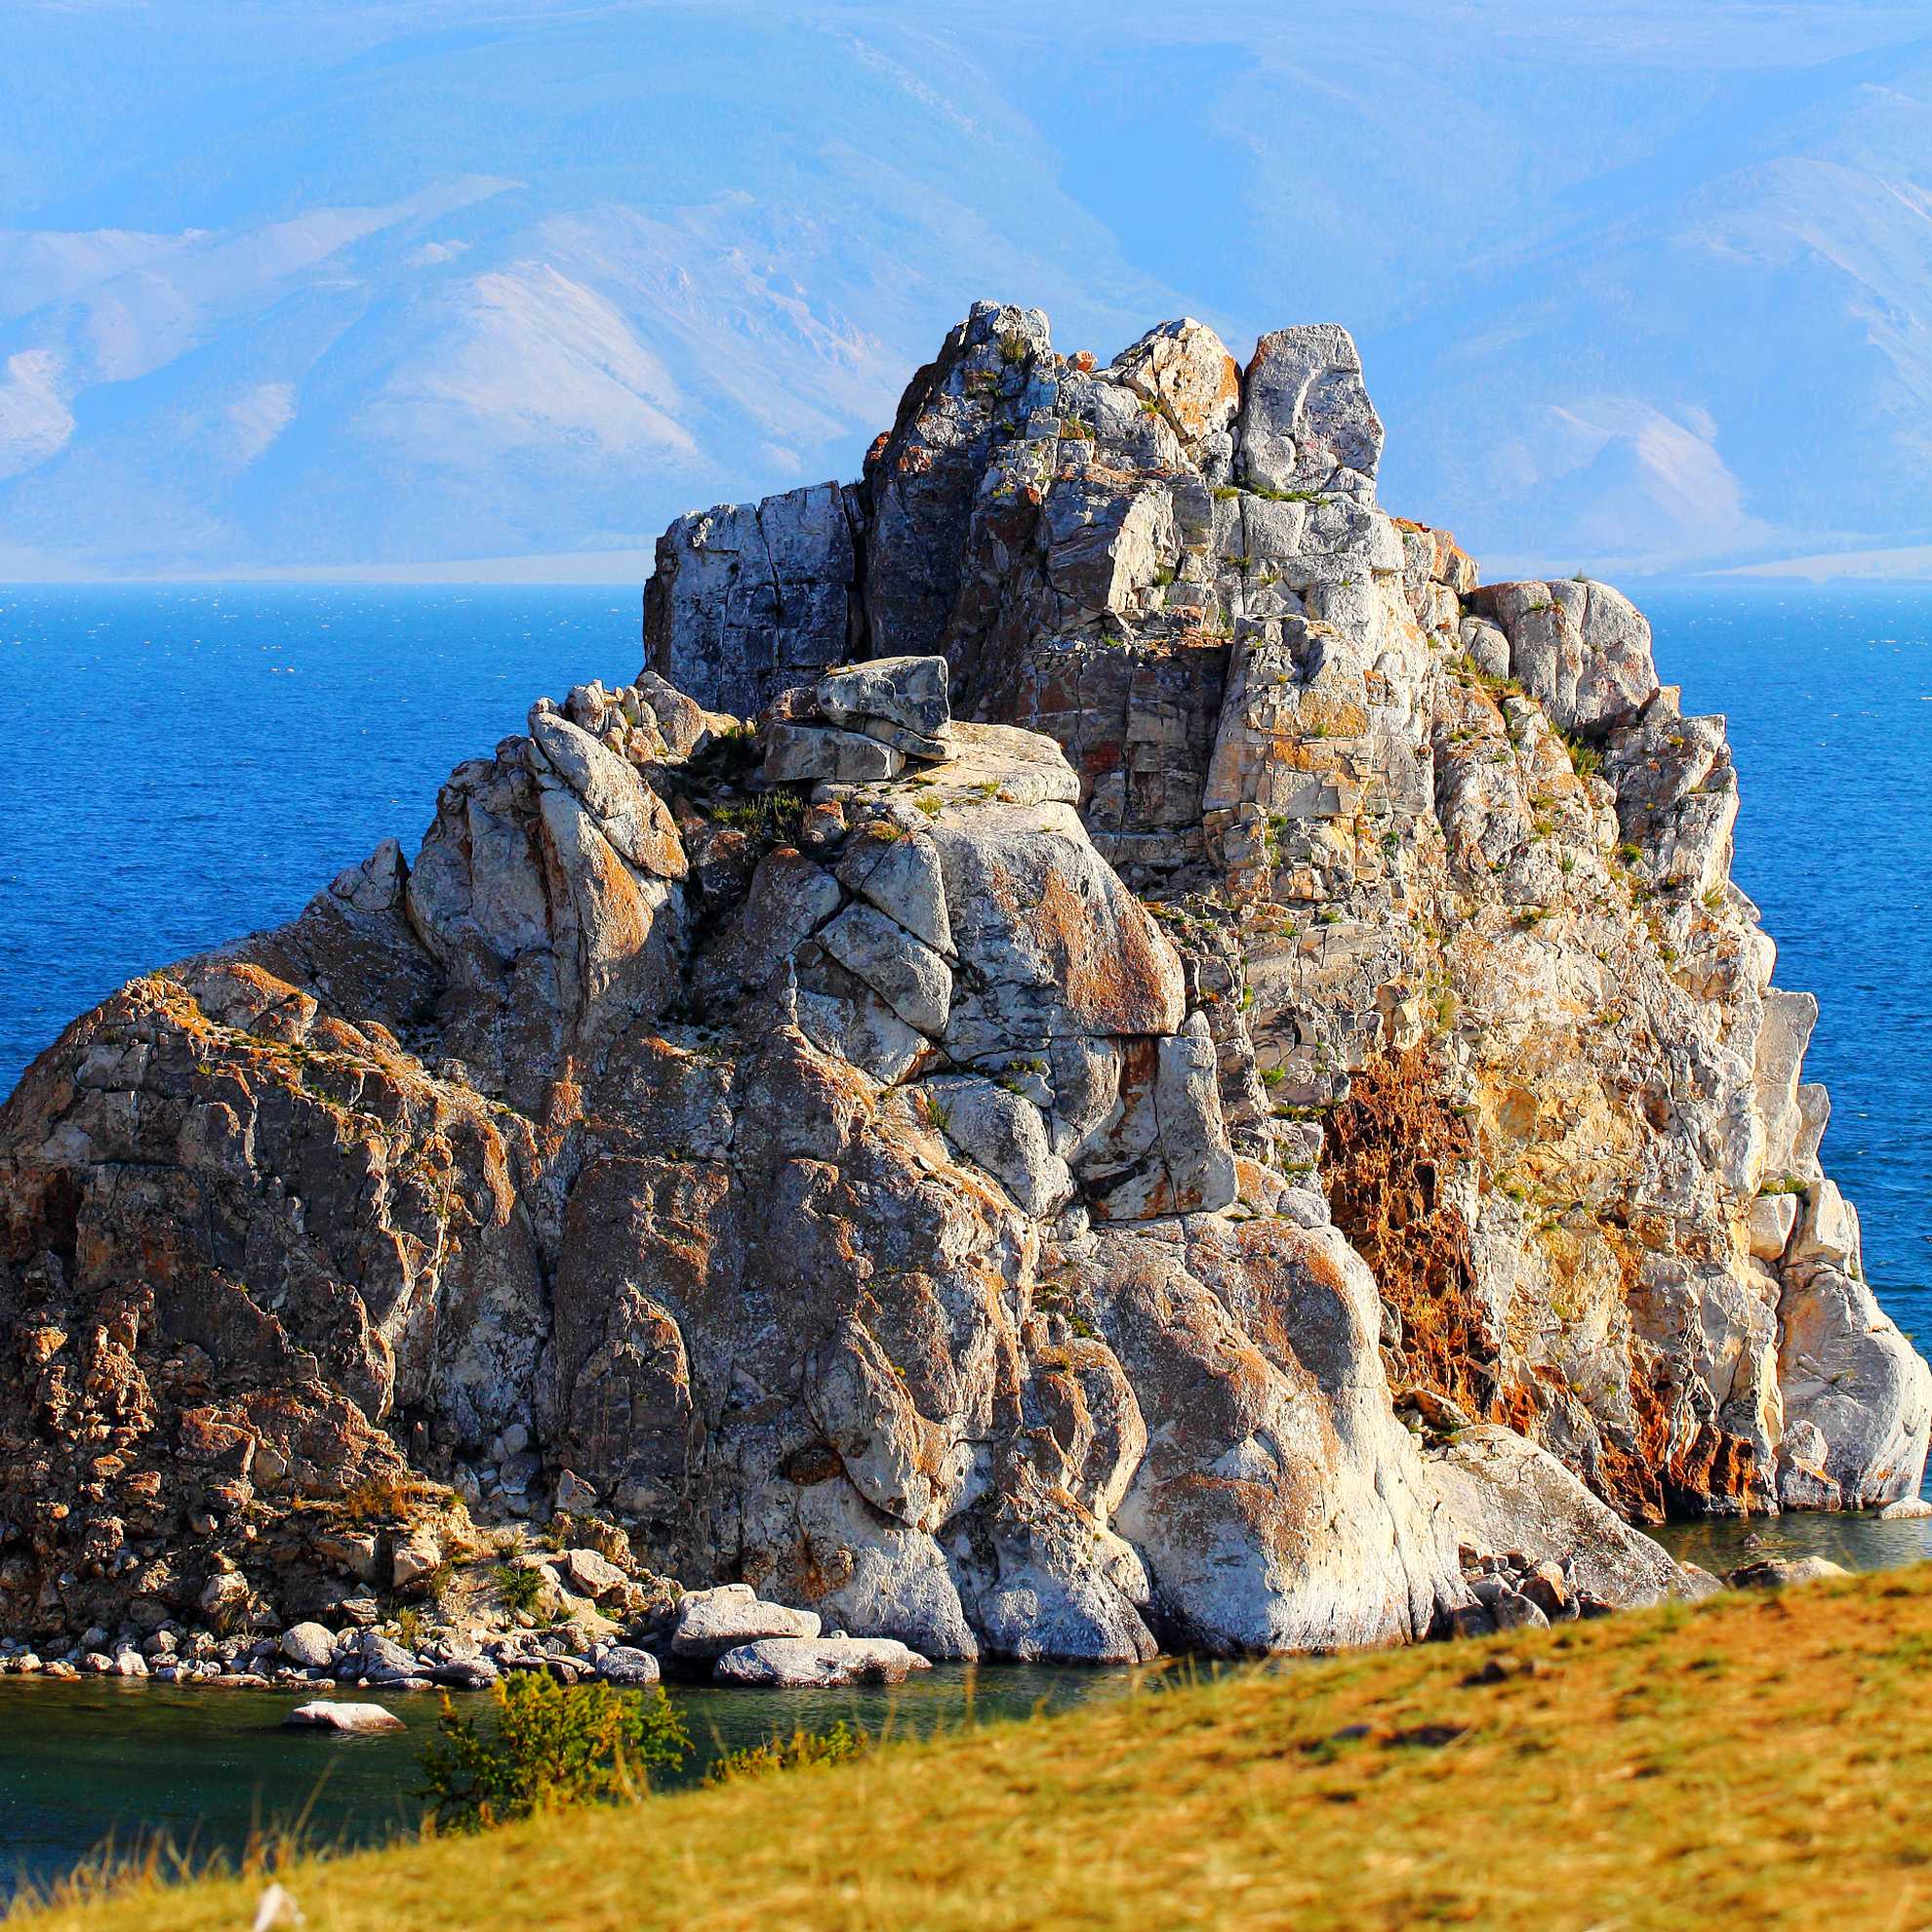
[23,1565,1932,1932]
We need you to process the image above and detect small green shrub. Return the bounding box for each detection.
[712,792,806,840]
[1561,733,1605,781]
[706,1719,868,1786]
[497,1562,545,1615]
[420,1673,690,1831]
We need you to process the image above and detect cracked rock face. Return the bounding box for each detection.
[2,300,1925,1663]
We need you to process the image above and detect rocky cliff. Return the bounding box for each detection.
[2,302,1924,1662]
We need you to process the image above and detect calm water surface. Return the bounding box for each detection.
[5,582,1932,1890]
[0,1666,1134,1899]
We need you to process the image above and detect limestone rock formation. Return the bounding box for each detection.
[2,299,1924,1665]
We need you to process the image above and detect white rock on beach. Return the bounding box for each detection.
[595,1645,663,1687]
[1429,1425,1709,1608]
[278,1623,338,1670]
[284,1700,404,1735]
[669,1585,823,1661]
[711,1635,932,1688]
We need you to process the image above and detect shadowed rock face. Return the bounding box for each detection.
[2,301,1923,1662]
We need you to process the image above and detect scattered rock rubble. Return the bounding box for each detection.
[0,1577,943,1696]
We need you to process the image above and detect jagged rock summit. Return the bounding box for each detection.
[2,302,1924,1664]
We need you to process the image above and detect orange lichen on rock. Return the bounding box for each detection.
[1321,1047,1499,1419]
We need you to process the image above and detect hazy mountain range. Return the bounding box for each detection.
[3,0,1930,580]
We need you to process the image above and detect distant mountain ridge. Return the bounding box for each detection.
[3,0,1931,578]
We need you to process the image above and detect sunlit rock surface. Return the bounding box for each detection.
[3,302,1922,1662]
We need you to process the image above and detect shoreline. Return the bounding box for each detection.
[12,1565,1932,1930]
[7,1502,1928,1700]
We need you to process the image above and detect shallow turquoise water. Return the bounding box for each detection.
[1650,1511,1932,1577]
[0,1665,1137,1901]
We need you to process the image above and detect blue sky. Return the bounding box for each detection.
[3,0,1930,579]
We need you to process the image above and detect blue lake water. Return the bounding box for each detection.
[1640,586,1932,1358]
[0,584,639,1084]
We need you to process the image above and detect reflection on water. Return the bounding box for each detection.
[1651,1510,1932,1577]
[0,1663,1141,1901]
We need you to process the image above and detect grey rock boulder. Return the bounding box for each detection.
[426,1654,500,1691]
[278,1623,338,1670]
[710,1635,932,1688]
[528,710,684,879]
[1459,616,1511,683]
[930,799,1185,1059]
[1152,1015,1240,1213]
[817,656,951,740]
[561,1548,629,1602]
[1778,1259,1932,1509]
[1111,317,1240,457]
[595,1644,663,1687]
[1238,324,1384,501]
[1487,1590,1550,1633]
[819,902,952,1037]
[1727,1556,1850,1590]
[350,1631,422,1680]
[864,301,1053,662]
[1466,579,1659,735]
[1098,1217,1467,1655]
[1429,1425,1700,1608]
[285,1700,404,1735]
[838,827,954,956]
[764,723,903,785]
[669,1585,823,1661]
[916,1074,1072,1218]
[1748,1191,1799,1261]
[698,847,843,996]
[645,482,858,716]
[330,837,408,916]
[794,986,931,1086]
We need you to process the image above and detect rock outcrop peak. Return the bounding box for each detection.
[2,298,1922,1668]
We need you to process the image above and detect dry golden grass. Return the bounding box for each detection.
[21,1563,1932,1932]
